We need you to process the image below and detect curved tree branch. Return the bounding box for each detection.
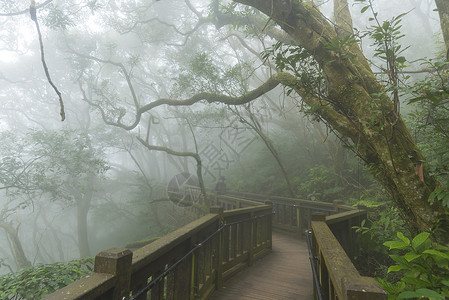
[82,72,282,131]
[136,137,206,199]
[70,49,140,110]
[30,1,65,121]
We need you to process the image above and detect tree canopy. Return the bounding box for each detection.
[0,0,448,245]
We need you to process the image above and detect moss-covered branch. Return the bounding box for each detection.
[90,74,282,131]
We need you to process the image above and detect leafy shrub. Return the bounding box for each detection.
[298,165,338,201]
[0,258,93,300]
[353,206,407,279]
[375,232,449,300]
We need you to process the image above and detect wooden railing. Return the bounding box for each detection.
[44,191,386,300]
[310,211,387,300]
[224,191,353,237]
[44,196,272,300]
[225,191,387,299]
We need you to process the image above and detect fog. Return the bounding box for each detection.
[0,0,446,287]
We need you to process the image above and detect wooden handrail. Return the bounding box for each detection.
[44,191,386,300]
[227,192,386,299]
[254,193,353,237]
[44,196,272,300]
[310,212,387,300]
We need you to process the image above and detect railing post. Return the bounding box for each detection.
[210,206,224,290]
[190,252,196,300]
[345,279,388,299]
[264,201,273,250]
[294,204,302,238]
[248,210,255,267]
[333,200,344,212]
[94,248,132,300]
[209,206,223,216]
[311,212,326,222]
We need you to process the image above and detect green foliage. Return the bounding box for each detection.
[355,0,410,113]
[172,52,251,97]
[322,34,358,60]
[43,4,75,29]
[355,207,405,243]
[407,57,449,107]
[0,129,109,204]
[349,189,388,208]
[211,1,267,33]
[405,55,449,209]
[352,206,407,279]
[429,187,449,208]
[367,13,409,66]
[297,165,342,201]
[375,232,449,299]
[261,41,326,98]
[226,115,378,202]
[0,258,94,300]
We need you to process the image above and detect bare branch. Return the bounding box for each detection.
[30,1,65,121]
[136,137,206,197]
[220,32,276,71]
[69,49,140,110]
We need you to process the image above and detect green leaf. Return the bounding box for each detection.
[398,288,445,299]
[402,276,431,286]
[396,56,406,64]
[411,232,430,250]
[375,277,406,294]
[442,193,449,207]
[397,291,418,299]
[423,250,449,260]
[404,252,421,262]
[361,5,370,13]
[389,255,409,265]
[388,265,409,272]
[384,240,409,250]
[397,232,410,245]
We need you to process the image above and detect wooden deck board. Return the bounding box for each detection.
[209,231,313,300]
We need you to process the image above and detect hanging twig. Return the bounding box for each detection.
[30,0,65,121]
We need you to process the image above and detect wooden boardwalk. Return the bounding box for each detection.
[210,231,313,300]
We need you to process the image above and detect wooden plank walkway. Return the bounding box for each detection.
[210,231,313,300]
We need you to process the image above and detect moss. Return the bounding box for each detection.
[274,72,298,87]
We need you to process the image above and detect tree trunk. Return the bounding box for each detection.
[41,208,65,261]
[77,190,92,258]
[435,0,449,50]
[234,0,449,241]
[0,222,31,270]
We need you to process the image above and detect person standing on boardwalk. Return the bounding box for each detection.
[214,176,226,194]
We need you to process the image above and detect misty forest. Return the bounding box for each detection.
[0,0,449,298]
